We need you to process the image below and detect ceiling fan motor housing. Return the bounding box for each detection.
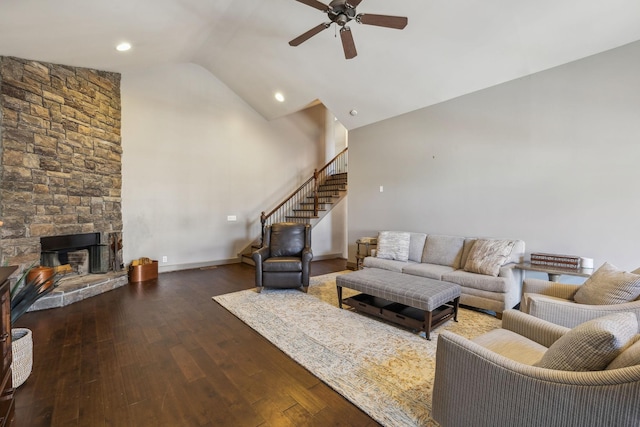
[329,0,356,26]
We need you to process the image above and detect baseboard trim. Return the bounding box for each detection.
[158,258,241,273]
[313,253,345,261]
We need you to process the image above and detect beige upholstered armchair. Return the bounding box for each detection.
[252,222,313,293]
[521,264,640,328]
[432,310,640,427]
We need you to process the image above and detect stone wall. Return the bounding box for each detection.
[0,56,122,267]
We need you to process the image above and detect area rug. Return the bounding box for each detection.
[213,272,501,427]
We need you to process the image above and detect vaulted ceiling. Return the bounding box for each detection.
[1,0,640,129]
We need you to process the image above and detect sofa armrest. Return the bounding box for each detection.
[523,278,580,299]
[521,278,580,313]
[301,247,313,285]
[499,263,523,282]
[500,309,569,347]
[498,263,524,304]
[252,246,270,287]
[432,330,640,427]
[527,294,640,328]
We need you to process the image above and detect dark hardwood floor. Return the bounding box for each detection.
[13,259,379,426]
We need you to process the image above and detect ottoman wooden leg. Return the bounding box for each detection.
[425,310,433,340]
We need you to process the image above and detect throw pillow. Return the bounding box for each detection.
[463,239,515,277]
[535,312,638,371]
[460,238,477,268]
[573,262,640,305]
[607,335,640,370]
[376,231,411,262]
[421,235,465,268]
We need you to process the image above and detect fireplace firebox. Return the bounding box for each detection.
[40,233,109,274]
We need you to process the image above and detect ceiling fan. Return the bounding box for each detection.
[289,0,408,60]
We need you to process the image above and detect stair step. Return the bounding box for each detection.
[328,172,347,179]
[300,202,333,211]
[318,185,346,192]
[307,198,336,204]
[288,211,320,216]
[310,193,340,199]
[241,253,256,266]
[293,208,326,213]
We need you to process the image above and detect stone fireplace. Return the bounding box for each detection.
[0,56,126,306]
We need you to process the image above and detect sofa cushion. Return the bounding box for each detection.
[376,231,411,262]
[402,263,455,280]
[421,235,464,268]
[269,223,306,257]
[408,233,428,262]
[442,270,511,293]
[472,328,547,365]
[607,335,640,370]
[263,258,303,272]
[574,262,640,305]
[535,312,638,371]
[464,239,515,277]
[363,257,413,273]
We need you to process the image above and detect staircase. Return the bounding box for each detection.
[287,172,348,223]
[240,148,348,264]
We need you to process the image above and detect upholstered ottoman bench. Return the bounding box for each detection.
[336,268,461,339]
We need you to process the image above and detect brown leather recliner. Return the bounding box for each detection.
[252,223,313,293]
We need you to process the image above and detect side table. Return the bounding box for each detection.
[515,262,593,282]
[355,238,377,270]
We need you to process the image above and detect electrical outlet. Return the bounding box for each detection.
[162,256,168,263]
[379,186,384,193]
[227,215,237,222]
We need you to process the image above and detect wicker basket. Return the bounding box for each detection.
[11,328,33,388]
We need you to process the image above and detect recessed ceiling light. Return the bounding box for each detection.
[116,42,132,52]
[274,92,285,102]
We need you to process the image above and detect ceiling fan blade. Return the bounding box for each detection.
[346,0,364,7]
[358,13,408,29]
[340,27,357,59]
[295,0,331,12]
[289,23,331,46]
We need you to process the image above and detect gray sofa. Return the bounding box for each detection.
[361,232,525,316]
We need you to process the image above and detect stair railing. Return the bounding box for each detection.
[260,147,348,243]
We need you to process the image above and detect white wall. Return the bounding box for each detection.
[121,62,346,271]
[348,41,640,271]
